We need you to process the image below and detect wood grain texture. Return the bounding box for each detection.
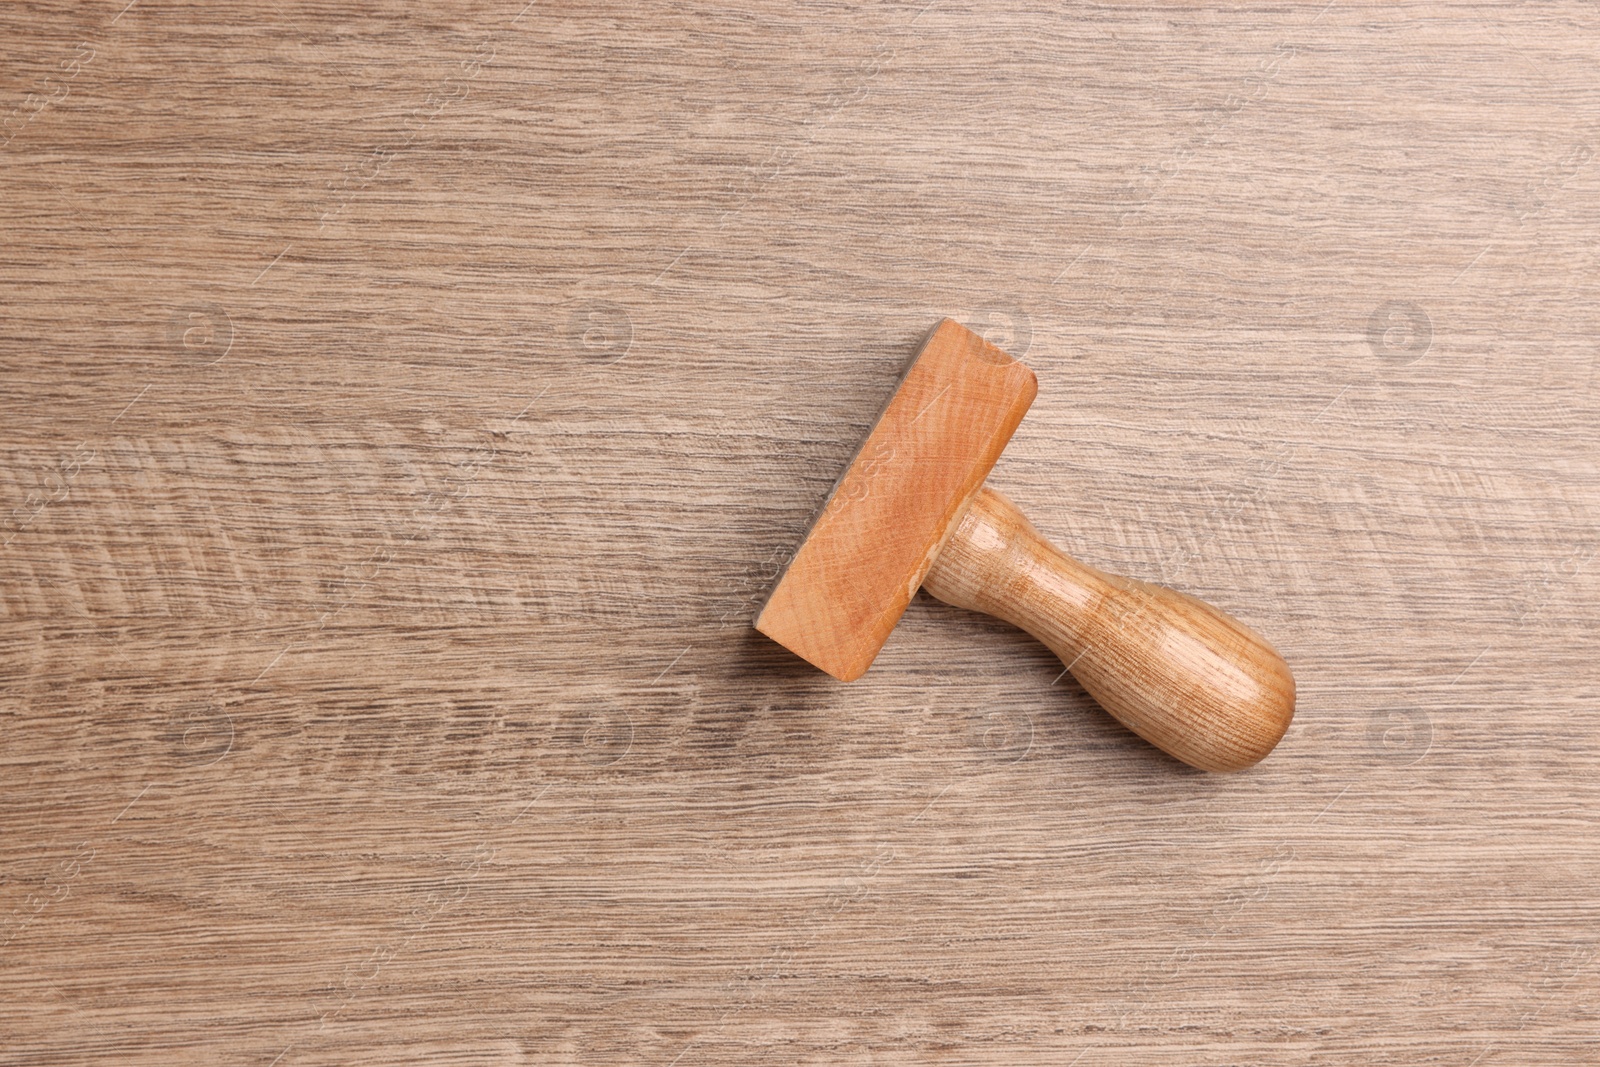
[757,319,1036,682]
[2,1,1598,1064]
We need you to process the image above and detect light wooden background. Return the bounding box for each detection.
[2,1,1596,1063]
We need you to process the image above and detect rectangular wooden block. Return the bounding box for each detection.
[755,319,1037,681]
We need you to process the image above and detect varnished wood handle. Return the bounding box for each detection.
[922,487,1295,772]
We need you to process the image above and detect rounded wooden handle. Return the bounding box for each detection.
[922,487,1295,772]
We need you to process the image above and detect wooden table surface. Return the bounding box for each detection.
[3,2,1597,1063]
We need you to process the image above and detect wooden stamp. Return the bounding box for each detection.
[757,319,1295,772]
